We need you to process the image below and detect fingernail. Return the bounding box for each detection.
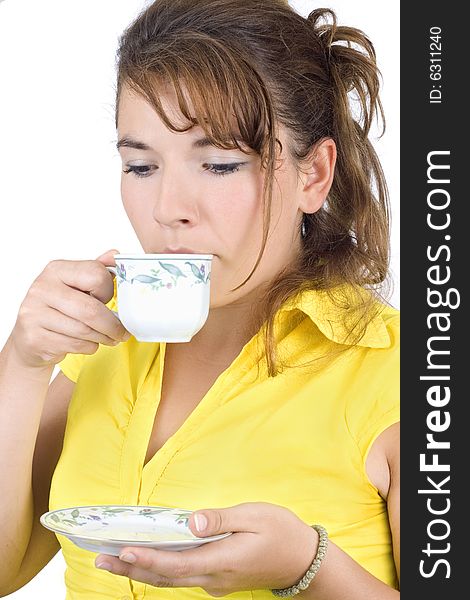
[194,513,208,532]
[96,561,112,570]
[119,552,136,563]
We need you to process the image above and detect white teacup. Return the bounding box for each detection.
[106,253,213,342]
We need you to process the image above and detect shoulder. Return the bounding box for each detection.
[359,291,399,352]
[366,302,399,363]
[381,304,400,345]
[366,421,400,499]
[339,298,399,461]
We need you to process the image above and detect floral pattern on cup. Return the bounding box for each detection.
[115,261,210,292]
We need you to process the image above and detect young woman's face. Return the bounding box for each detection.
[117,84,304,308]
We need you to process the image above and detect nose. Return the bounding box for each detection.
[152,167,199,229]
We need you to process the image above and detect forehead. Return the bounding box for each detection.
[117,83,190,129]
[116,82,255,155]
[116,81,292,160]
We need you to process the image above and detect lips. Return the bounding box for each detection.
[163,247,202,254]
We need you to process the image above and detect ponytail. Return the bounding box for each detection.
[301,8,390,289]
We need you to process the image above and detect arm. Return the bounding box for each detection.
[0,337,75,595]
[0,251,128,595]
[94,423,400,598]
[0,336,55,591]
[299,422,400,599]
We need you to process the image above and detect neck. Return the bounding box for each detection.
[167,285,266,367]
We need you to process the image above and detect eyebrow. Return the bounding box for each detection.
[116,134,245,151]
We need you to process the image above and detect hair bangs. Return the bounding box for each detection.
[119,38,274,161]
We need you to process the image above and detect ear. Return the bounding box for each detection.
[298,138,336,214]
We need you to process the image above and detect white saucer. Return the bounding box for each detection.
[40,505,231,555]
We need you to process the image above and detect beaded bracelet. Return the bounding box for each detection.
[271,524,328,597]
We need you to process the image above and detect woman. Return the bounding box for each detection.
[0,0,399,598]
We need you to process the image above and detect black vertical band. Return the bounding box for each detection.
[401,1,466,597]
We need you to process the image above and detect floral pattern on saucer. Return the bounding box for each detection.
[44,505,191,532]
[40,505,231,554]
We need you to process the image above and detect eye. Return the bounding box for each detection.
[204,162,246,176]
[122,165,155,178]
[122,162,246,179]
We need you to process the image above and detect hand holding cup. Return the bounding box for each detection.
[9,250,131,370]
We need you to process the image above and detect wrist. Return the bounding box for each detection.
[3,334,54,379]
[271,525,328,597]
[293,524,320,584]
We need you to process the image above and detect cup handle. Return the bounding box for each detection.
[105,266,120,319]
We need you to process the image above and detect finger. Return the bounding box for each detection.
[44,280,128,342]
[189,502,263,538]
[119,545,212,578]
[40,305,121,346]
[47,259,115,304]
[95,553,211,589]
[111,533,239,579]
[95,249,120,263]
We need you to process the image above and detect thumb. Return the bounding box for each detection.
[95,249,120,266]
[189,503,260,538]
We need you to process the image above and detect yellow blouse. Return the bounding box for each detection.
[50,283,400,600]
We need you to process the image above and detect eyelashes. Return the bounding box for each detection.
[204,162,244,176]
[122,165,154,178]
[122,162,245,179]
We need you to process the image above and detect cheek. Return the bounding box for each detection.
[210,175,264,238]
[213,201,263,270]
[121,179,134,215]
[121,181,149,223]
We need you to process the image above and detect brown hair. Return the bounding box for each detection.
[115,0,391,376]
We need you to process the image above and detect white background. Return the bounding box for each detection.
[0,1,399,597]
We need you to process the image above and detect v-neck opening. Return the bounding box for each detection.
[141,341,167,470]
[141,334,262,475]
[119,331,264,504]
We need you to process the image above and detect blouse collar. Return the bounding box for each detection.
[279,285,394,349]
